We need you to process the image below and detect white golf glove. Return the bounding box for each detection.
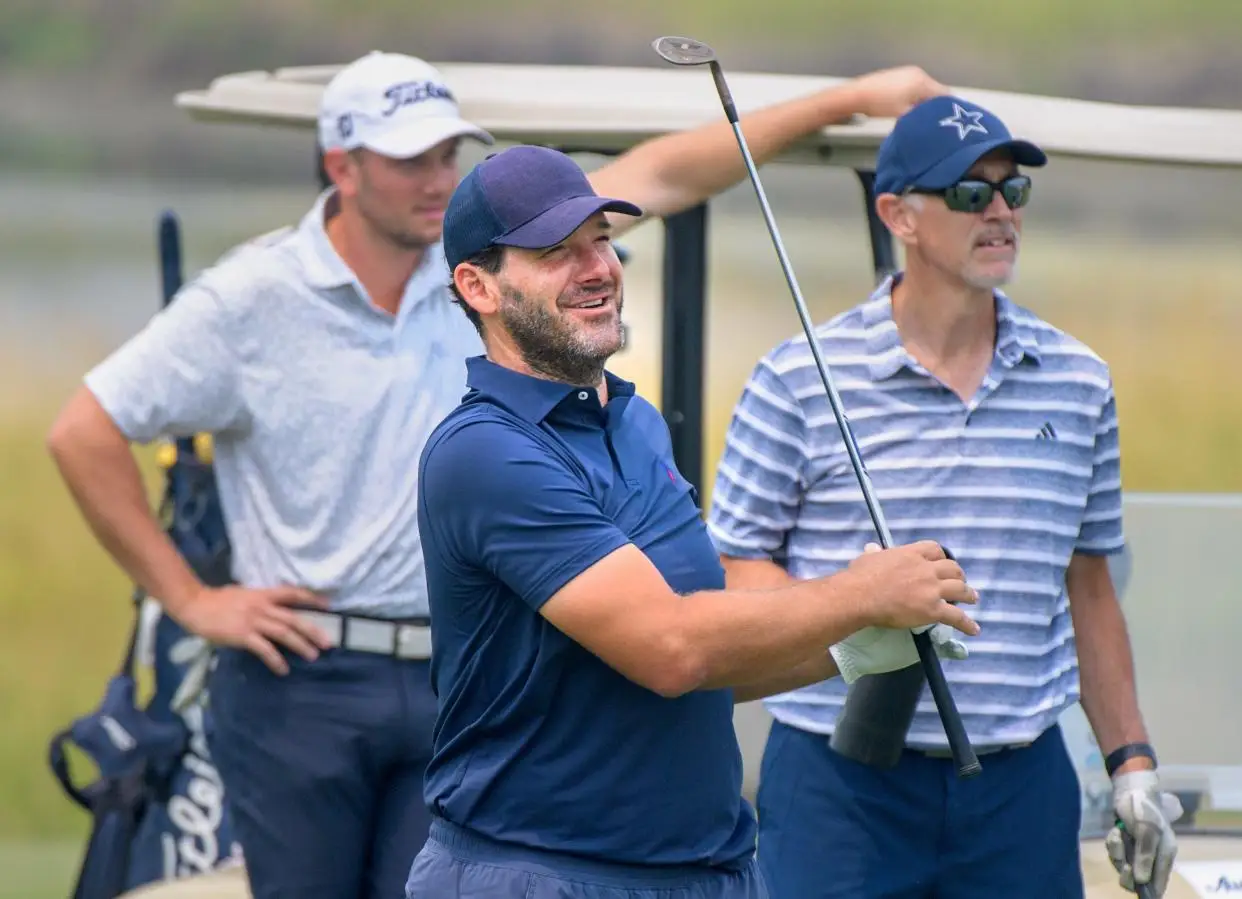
[1104,769,1183,896]
[828,542,970,684]
[830,622,968,684]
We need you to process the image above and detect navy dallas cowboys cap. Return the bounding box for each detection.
[443,145,643,270]
[874,95,1048,197]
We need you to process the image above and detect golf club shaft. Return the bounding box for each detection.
[158,210,182,309]
[1121,829,1155,899]
[157,210,196,467]
[712,63,980,778]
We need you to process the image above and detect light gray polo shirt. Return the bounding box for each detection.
[86,189,484,619]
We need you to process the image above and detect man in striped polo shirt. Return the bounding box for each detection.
[707,96,1182,898]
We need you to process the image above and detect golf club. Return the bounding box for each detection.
[1121,826,1156,899]
[652,35,981,780]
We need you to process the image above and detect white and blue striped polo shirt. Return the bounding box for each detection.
[706,275,1125,748]
[85,189,484,620]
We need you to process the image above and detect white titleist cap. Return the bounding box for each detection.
[318,51,493,158]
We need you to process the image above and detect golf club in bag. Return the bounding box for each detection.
[651,35,981,780]
[47,210,241,898]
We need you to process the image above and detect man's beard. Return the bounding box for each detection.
[498,285,624,387]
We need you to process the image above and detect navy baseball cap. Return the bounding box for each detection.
[874,95,1048,197]
[443,145,643,270]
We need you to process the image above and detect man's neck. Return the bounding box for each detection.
[323,199,426,317]
[890,264,998,401]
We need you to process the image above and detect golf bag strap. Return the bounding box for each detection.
[46,595,145,812]
[68,767,152,899]
[47,727,92,811]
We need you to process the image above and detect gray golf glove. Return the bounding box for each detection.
[1105,769,1183,896]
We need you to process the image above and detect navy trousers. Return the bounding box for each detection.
[755,720,1084,899]
[406,818,769,899]
[208,646,437,899]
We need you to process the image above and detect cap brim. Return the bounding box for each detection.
[914,138,1048,191]
[494,195,643,251]
[362,117,495,159]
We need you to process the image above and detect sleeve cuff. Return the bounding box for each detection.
[520,533,633,611]
[83,370,151,444]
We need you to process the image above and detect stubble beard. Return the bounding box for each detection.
[498,285,624,387]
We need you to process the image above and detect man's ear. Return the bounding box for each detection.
[453,261,501,319]
[321,147,358,196]
[875,192,919,245]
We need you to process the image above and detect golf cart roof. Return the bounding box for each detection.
[175,61,1242,171]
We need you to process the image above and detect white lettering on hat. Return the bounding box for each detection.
[939,102,988,140]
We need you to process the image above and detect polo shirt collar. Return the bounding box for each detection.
[862,273,1042,381]
[296,189,355,290]
[294,188,451,320]
[464,356,636,424]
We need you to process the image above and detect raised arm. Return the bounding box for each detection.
[588,65,949,236]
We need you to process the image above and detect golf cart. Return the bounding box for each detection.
[106,57,1242,898]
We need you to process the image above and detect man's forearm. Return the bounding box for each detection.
[1069,555,1151,762]
[592,82,866,227]
[48,393,204,620]
[732,652,840,704]
[721,556,799,590]
[676,574,867,692]
[1075,597,1149,753]
[715,556,844,700]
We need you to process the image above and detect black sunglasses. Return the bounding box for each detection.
[908,174,1032,214]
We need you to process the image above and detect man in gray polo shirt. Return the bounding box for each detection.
[47,50,953,899]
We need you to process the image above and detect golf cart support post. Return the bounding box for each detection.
[171,59,1242,855]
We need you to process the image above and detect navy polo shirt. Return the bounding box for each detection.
[416,355,757,869]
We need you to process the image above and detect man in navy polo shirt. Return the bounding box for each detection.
[405,144,983,899]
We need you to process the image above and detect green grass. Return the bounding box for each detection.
[5,227,1242,842]
[0,840,82,899]
[0,377,165,840]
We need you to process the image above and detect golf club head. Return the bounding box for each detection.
[652,36,717,66]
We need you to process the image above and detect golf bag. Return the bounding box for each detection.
[47,211,242,899]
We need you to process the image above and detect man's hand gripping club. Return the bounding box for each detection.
[830,541,978,683]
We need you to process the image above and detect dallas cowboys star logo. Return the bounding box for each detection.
[939,103,988,140]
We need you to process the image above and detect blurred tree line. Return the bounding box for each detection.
[0,0,1238,181]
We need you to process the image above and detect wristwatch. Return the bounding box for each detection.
[1104,741,1158,776]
